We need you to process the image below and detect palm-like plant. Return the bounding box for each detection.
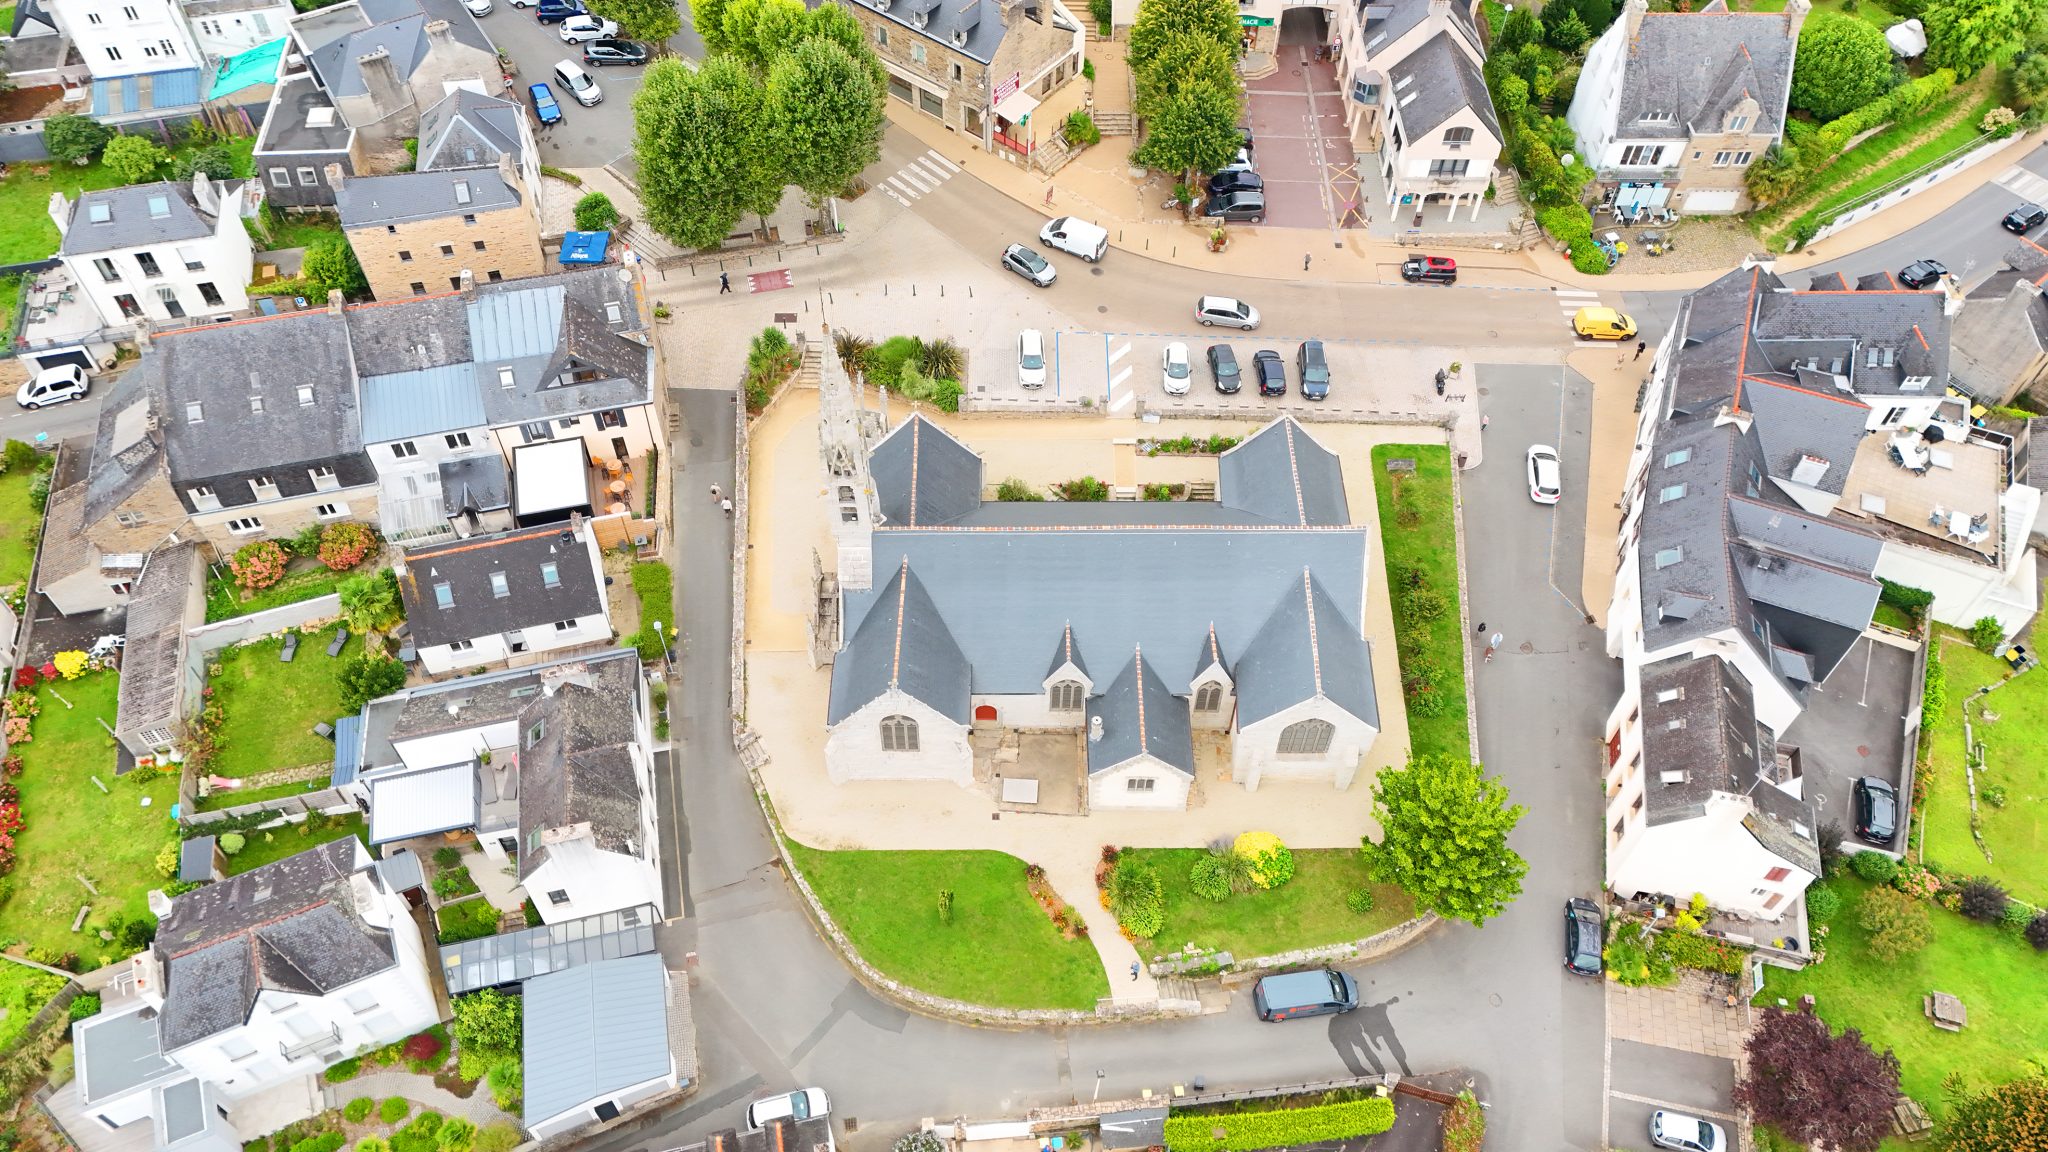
[919,336,964,380]
[832,329,872,378]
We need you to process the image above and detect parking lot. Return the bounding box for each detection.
[1239,18,1351,231]
[1794,634,1918,854]
[1606,1037,1739,1151]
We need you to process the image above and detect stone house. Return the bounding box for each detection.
[395,518,611,673]
[334,153,544,299]
[280,0,497,168]
[51,176,256,333]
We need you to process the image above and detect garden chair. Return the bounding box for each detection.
[280,633,299,662]
[326,629,349,657]
[313,722,336,741]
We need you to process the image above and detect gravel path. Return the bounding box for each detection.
[323,1069,518,1128]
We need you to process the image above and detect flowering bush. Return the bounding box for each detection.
[1893,861,1942,901]
[38,662,56,680]
[1,755,21,777]
[0,803,22,836]
[3,717,31,744]
[0,831,15,875]
[12,667,38,689]
[317,522,377,571]
[51,650,88,680]
[0,781,17,804]
[229,539,290,590]
[4,691,38,720]
[1232,830,1296,889]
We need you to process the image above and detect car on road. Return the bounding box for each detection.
[16,364,88,409]
[1207,169,1263,197]
[1195,295,1259,329]
[1401,254,1457,284]
[1252,349,1286,397]
[1206,344,1241,393]
[1252,968,1358,1022]
[2003,203,2047,233]
[558,14,617,40]
[1039,216,1108,262]
[1162,342,1192,395]
[1202,190,1265,224]
[745,1088,830,1132]
[1898,259,1949,289]
[1017,329,1047,389]
[1295,340,1329,401]
[1854,776,1898,845]
[1572,306,1636,341]
[1650,1111,1726,1152]
[1002,243,1055,286]
[582,37,647,64]
[462,0,492,15]
[1527,444,1562,504]
[528,81,562,124]
[553,59,602,105]
[1564,897,1603,976]
[533,0,585,22]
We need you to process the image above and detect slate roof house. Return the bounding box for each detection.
[521,952,690,1139]
[396,518,611,674]
[1604,261,2042,918]
[1568,0,1807,215]
[818,378,1381,808]
[50,175,256,334]
[1952,260,2048,407]
[279,0,496,161]
[334,153,545,300]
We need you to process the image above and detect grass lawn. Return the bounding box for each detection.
[253,210,344,253]
[204,561,348,623]
[0,961,68,1052]
[627,561,673,658]
[436,896,501,944]
[221,814,367,876]
[1369,444,1471,762]
[785,842,1111,1010]
[0,673,183,967]
[1755,873,2048,1133]
[1750,0,1895,27]
[0,274,21,350]
[1118,848,1414,959]
[1871,601,1917,633]
[207,626,356,780]
[0,461,51,591]
[1920,633,2045,904]
[0,138,255,266]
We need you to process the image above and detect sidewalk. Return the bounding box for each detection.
[1571,348,1643,631]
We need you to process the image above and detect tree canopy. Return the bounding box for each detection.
[1131,78,1242,177]
[302,235,369,297]
[43,114,112,165]
[1127,0,1238,73]
[635,56,782,247]
[1791,12,1896,119]
[1924,0,2029,76]
[1939,1075,2048,1152]
[1133,31,1239,119]
[767,38,884,201]
[101,135,168,184]
[722,0,810,72]
[1735,1003,1901,1152]
[1366,754,1528,927]
[586,0,680,42]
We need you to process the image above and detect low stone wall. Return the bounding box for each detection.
[1213,913,1442,981]
[187,593,344,655]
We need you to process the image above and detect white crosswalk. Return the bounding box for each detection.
[1554,287,1603,322]
[876,149,962,207]
[1995,165,2048,205]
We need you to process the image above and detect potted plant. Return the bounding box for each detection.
[653,303,673,323]
[1208,227,1228,252]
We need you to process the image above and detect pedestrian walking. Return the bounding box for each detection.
[709,483,721,503]
[1044,186,1055,208]
[1303,253,1312,272]
[1634,340,1647,361]
[721,497,734,517]
[718,272,731,294]
[1129,962,1140,981]
[1481,414,1490,433]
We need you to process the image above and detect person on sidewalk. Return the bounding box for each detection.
[1303,253,1312,273]
[709,484,722,503]
[1634,340,1646,361]
[1129,962,1140,981]
[719,272,732,294]
[1481,414,1490,433]
[721,497,734,517]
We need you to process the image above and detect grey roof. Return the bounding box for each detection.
[517,656,648,879]
[522,953,671,1126]
[467,279,653,426]
[1614,10,1797,140]
[359,363,487,443]
[304,5,427,100]
[1046,620,1088,680]
[439,902,657,994]
[1192,621,1227,682]
[950,500,1268,527]
[442,453,512,517]
[1386,31,1501,140]
[869,414,984,527]
[1085,646,1194,776]
[11,0,55,36]
[1233,569,1378,729]
[347,291,472,374]
[1099,1107,1169,1151]
[1953,272,2048,401]
[60,181,216,257]
[418,88,524,171]
[257,74,353,155]
[154,838,394,1051]
[179,836,218,883]
[332,714,366,787]
[159,1077,205,1144]
[358,649,640,768]
[398,523,604,648]
[1745,779,1822,876]
[1218,416,1350,526]
[1739,376,1867,496]
[1750,285,1950,393]
[843,0,1005,64]
[115,544,198,737]
[336,167,521,228]
[375,845,426,893]
[74,1006,179,1106]
[827,559,973,725]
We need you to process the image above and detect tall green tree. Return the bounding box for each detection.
[1133,31,1238,119]
[1131,77,1241,177]
[43,114,113,164]
[803,2,890,100]
[1924,0,2028,76]
[723,0,809,72]
[1127,0,1238,73]
[1366,754,1528,927]
[302,235,368,296]
[1791,13,1895,119]
[101,135,169,184]
[766,38,883,202]
[634,56,783,247]
[1495,6,1539,52]
[693,0,735,54]
[587,0,680,43]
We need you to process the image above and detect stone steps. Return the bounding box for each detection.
[1092,111,1135,136]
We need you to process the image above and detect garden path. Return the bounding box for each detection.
[322,1070,517,1128]
[1042,855,1157,1004]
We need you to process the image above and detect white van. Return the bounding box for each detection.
[553,59,603,105]
[1039,216,1108,262]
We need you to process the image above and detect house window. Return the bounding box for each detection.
[226,516,263,535]
[874,25,886,44]
[520,423,551,443]
[604,302,623,323]
[1654,547,1684,568]
[526,720,546,748]
[540,562,560,588]
[880,714,919,751]
[1442,126,1473,147]
[1048,680,1084,711]
[449,639,474,652]
[1427,158,1469,178]
[557,417,579,429]
[87,11,102,22]
[316,503,346,519]
[1763,892,1783,910]
[249,475,279,500]
[439,243,455,257]
[595,1102,621,1122]
[1126,777,1155,792]
[198,282,223,307]
[1734,151,1752,167]
[135,251,162,279]
[464,214,478,226]
[399,250,414,262]
[951,62,963,81]
[268,167,293,188]
[912,43,925,63]
[920,89,944,118]
[499,367,516,389]
[548,889,570,905]
[434,582,453,609]
[296,167,317,186]
[473,240,486,252]
[221,1037,259,1062]
[1658,484,1686,503]
[114,294,141,318]
[1351,79,1379,105]
[392,441,419,458]
[190,485,219,510]
[106,46,122,61]
[155,285,184,318]
[1713,151,1734,167]
[446,432,472,449]
[1194,682,1223,711]
[343,989,379,1015]
[1613,816,1626,842]
[1276,718,1334,755]
[1619,145,1665,167]
[490,571,510,598]
[184,402,204,424]
[1665,448,1691,467]
[552,619,577,632]
[487,271,502,282]
[1728,114,1750,132]
[310,465,338,491]
[93,257,120,283]
[110,580,134,596]
[177,246,204,272]
[1764,866,1791,882]
[141,726,174,745]
[115,509,145,527]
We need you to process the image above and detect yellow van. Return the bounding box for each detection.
[1573,307,1638,341]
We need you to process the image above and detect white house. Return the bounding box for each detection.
[395,519,611,674]
[521,954,684,1140]
[181,0,293,61]
[52,176,255,331]
[47,0,202,77]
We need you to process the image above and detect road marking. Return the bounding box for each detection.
[881,187,910,207]
[912,157,952,184]
[1997,165,2048,203]
[924,149,961,174]
[885,175,919,198]
[1608,1091,1737,1123]
[1108,340,1132,366]
[897,165,934,193]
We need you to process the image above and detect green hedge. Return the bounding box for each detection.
[1535,204,1611,275]
[1812,69,1956,156]
[1163,1099,1396,1152]
[1878,578,1934,618]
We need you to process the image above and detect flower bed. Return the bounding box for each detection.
[1022,861,1087,940]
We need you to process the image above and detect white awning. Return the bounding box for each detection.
[512,438,591,518]
[367,761,479,844]
[992,88,1039,125]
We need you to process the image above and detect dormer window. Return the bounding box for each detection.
[250,475,280,501]
[1048,681,1084,711]
[1728,114,1750,133]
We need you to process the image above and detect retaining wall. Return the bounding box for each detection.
[1811,129,2037,243]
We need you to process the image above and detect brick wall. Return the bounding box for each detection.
[345,205,544,301]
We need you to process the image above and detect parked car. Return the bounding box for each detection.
[1217,147,1253,174]
[2004,203,2047,233]
[1206,344,1241,393]
[1650,1111,1726,1152]
[558,13,616,40]
[1572,306,1637,341]
[1236,125,1254,152]
[744,1089,830,1132]
[1401,254,1457,284]
[1527,444,1561,505]
[1207,169,1263,197]
[1251,969,1358,1022]
[1202,190,1265,223]
[1898,259,1949,289]
[1564,897,1603,976]
[528,81,562,124]
[533,0,585,20]
[1854,776,1898,844]
[15,364,88,409]
[553,59,602,105]
[1017,329,1047,389]
[1162,342,1192,395]
[1195,295,1259,329]
[462,0,492,15]
[582,37,647,64]
[1252,349,1286,397]
[1002,243,1056,286]
[1295,339,1329,401]
[1039,216,1108,262]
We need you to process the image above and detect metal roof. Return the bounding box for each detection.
[438,902,657,994]
[178,837,217,883]
[158,1077,205,1144]
[74,1006,179,1106]
[469,284,568,361]
[91,68,203,116]
[522,952,671,1126]
[359,364,487,444]
[366,760,480,844]
[331,713,365,787]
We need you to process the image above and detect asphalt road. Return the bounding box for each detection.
[1798,144,2048,293]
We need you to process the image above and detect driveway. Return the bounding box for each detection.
[1607,1040,1738,1152]
[1791,635,1917,853]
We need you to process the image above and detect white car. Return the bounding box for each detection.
[1195,295,1259,329]
[1527,444,1561,505]
[557,14,618,40]
[1018,328,1047,389]
[744,1088,830,1132]
[16,364,88,409]
[462,0,492,14]
[1650,1111,1726,1152]
[1217,147,1254,174]
[1161,342,1192,395]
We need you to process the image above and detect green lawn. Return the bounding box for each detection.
[627,561,673,659]
[0,461,51,591]
[1118,848,1414,960]
[207,626,355,780]
[1871,601,1917,633]
[0,674,183,967]
[1369,444,1471,762]
[204,562,348,623]
[1756,874,2048,1134]
[785,842,1111,1010]
[1750,0,1895,27]
[0,138,255,266]
[1920,634,2045,904]
[220,814,367,876]
[251,210,344,253]
[0,961,68,1053]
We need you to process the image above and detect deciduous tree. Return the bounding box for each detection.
[1857,884,1931,962]
[1367,754,1528,927]
[692,0,735,54]
[1132,78,1241,177]
[1941,1075,2048,1152]
[1924,0,2028,76]
[635,57,781,247]
[1735,1003,1901,1152]
[1495,6,1539,52]
[43,114,112,165]
[766,38,883,201]
[101,135,169,183]
[1133,31,1238,119]
[586,0,680,42]
[1791,13,1896,118]
[722,0,809,72]
[302,235,368,297]
[1127,0,1238,73]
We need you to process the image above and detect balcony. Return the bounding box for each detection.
[1595,165,1682,183]
[280,1023,342,1062]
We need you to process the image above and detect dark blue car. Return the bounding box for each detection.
[529,81,562,124]
[534,0,584,21]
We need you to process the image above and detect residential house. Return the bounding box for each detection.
[1568,0,1806,215]
[818,367,1382,805]
[521,953,687,1140]
[837,0,1084,166]
[335,155,544,299]
[395,519,611,674]
[46,0,202,78]
[110,542,203,759]
[254,73,363,210]
[4,0,85,92]
[283,0,497,163]
[52,839,441,1152]
[51,175,255,332]
[1951,264,2048,407]
[180,0,292,62]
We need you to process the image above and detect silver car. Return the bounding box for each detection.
[1651,1111,1726,1152]
[1002,243,1056,287]
[1161,342,1191,395]
[1195,295,1259,329]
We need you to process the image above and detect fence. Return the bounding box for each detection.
[181,788,354,829]
[1809,128,2033,244]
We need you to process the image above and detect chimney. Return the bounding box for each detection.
[327,289,347,315]
[458,268,476,297]
[568,509,586,537]
[356,47,410,123]
[324,162,347,197]
[424,17,453,47]
[1783,0,1810,43]
[147,888,174,918]
[497,148,518,193]
[191,171,219,217]
[135,319,153,347]
[1622,0,1648,43]
[1427,0,1448,19]
[47,191,72,237]
[129,950,167,1011]
[1088,716,1103,743]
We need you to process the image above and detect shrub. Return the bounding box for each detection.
[436,1119,477,1152]
[1161,1098,1396,1152]
[433,846,462,870]
[323,1056,362,1083]
[358,1141,392,1152]
[2027,912,2048,950]
[1054,476,1110,501]
[895,1133,947,1152]
[1232,831,1295,889]
[1981,106,2020,138]
[290,1136,346,1152]
[44,113,113,164]
[1998,899,2033,934]
[486,1057,522,1111]
[219,833,246,855]
[1063,109,1101,147]
[1957,877,2009,922]
[451,987,523,1053]
[1346,888,1375,915]
[230,540,290,590]
[380,1098,411,1124]
[1980,784,2007,808]
[1659,928,1747,974]
[474,1124,522,1152]
[403,1030,445,1065]
[995,477,1043,502]
[318,522,377,571]
[51,651,88,680]
[1188,854,1233,901]
[1849,850,1897,885]
[1604,926,1676,986]
[1858,886,1931,962]
[337,654,406,711]
[1105,859,1165,937]
[436,897,501,944]
[1877,578,1934,618]
[68,992,102,1021]
[1967,616,2004,654]
[572,191,620,232]
[1804,884,1840,924]
[344,1098,374,1123]
[102,134,171,183]
[1401,588,1448,623]
[1442,1090,1484,1152]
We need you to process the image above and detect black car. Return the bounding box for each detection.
[1203,190,1265,224]
[1854,776,1898,845]
[1252,349,1286,397]
[2004,203,2048,233]
[1401,254,1458,284]
[583,37,648,64]
[1206,344,1241,393]
[1897,259,1949,289]
[1208,170,1264,197]
[1296,339,1330,400]
[1565,898,1603,976]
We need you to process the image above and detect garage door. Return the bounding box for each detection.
[1682,188,1741,213]
[29,350,91,373]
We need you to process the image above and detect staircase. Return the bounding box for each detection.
[1154,976,1203,1011]
[1035,134,1078,176]
[622,219,686,263]
[1238,51,1278,81]
[794,341,824,389]
[1491,166,1523,211]
[1091,110,1135,136]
